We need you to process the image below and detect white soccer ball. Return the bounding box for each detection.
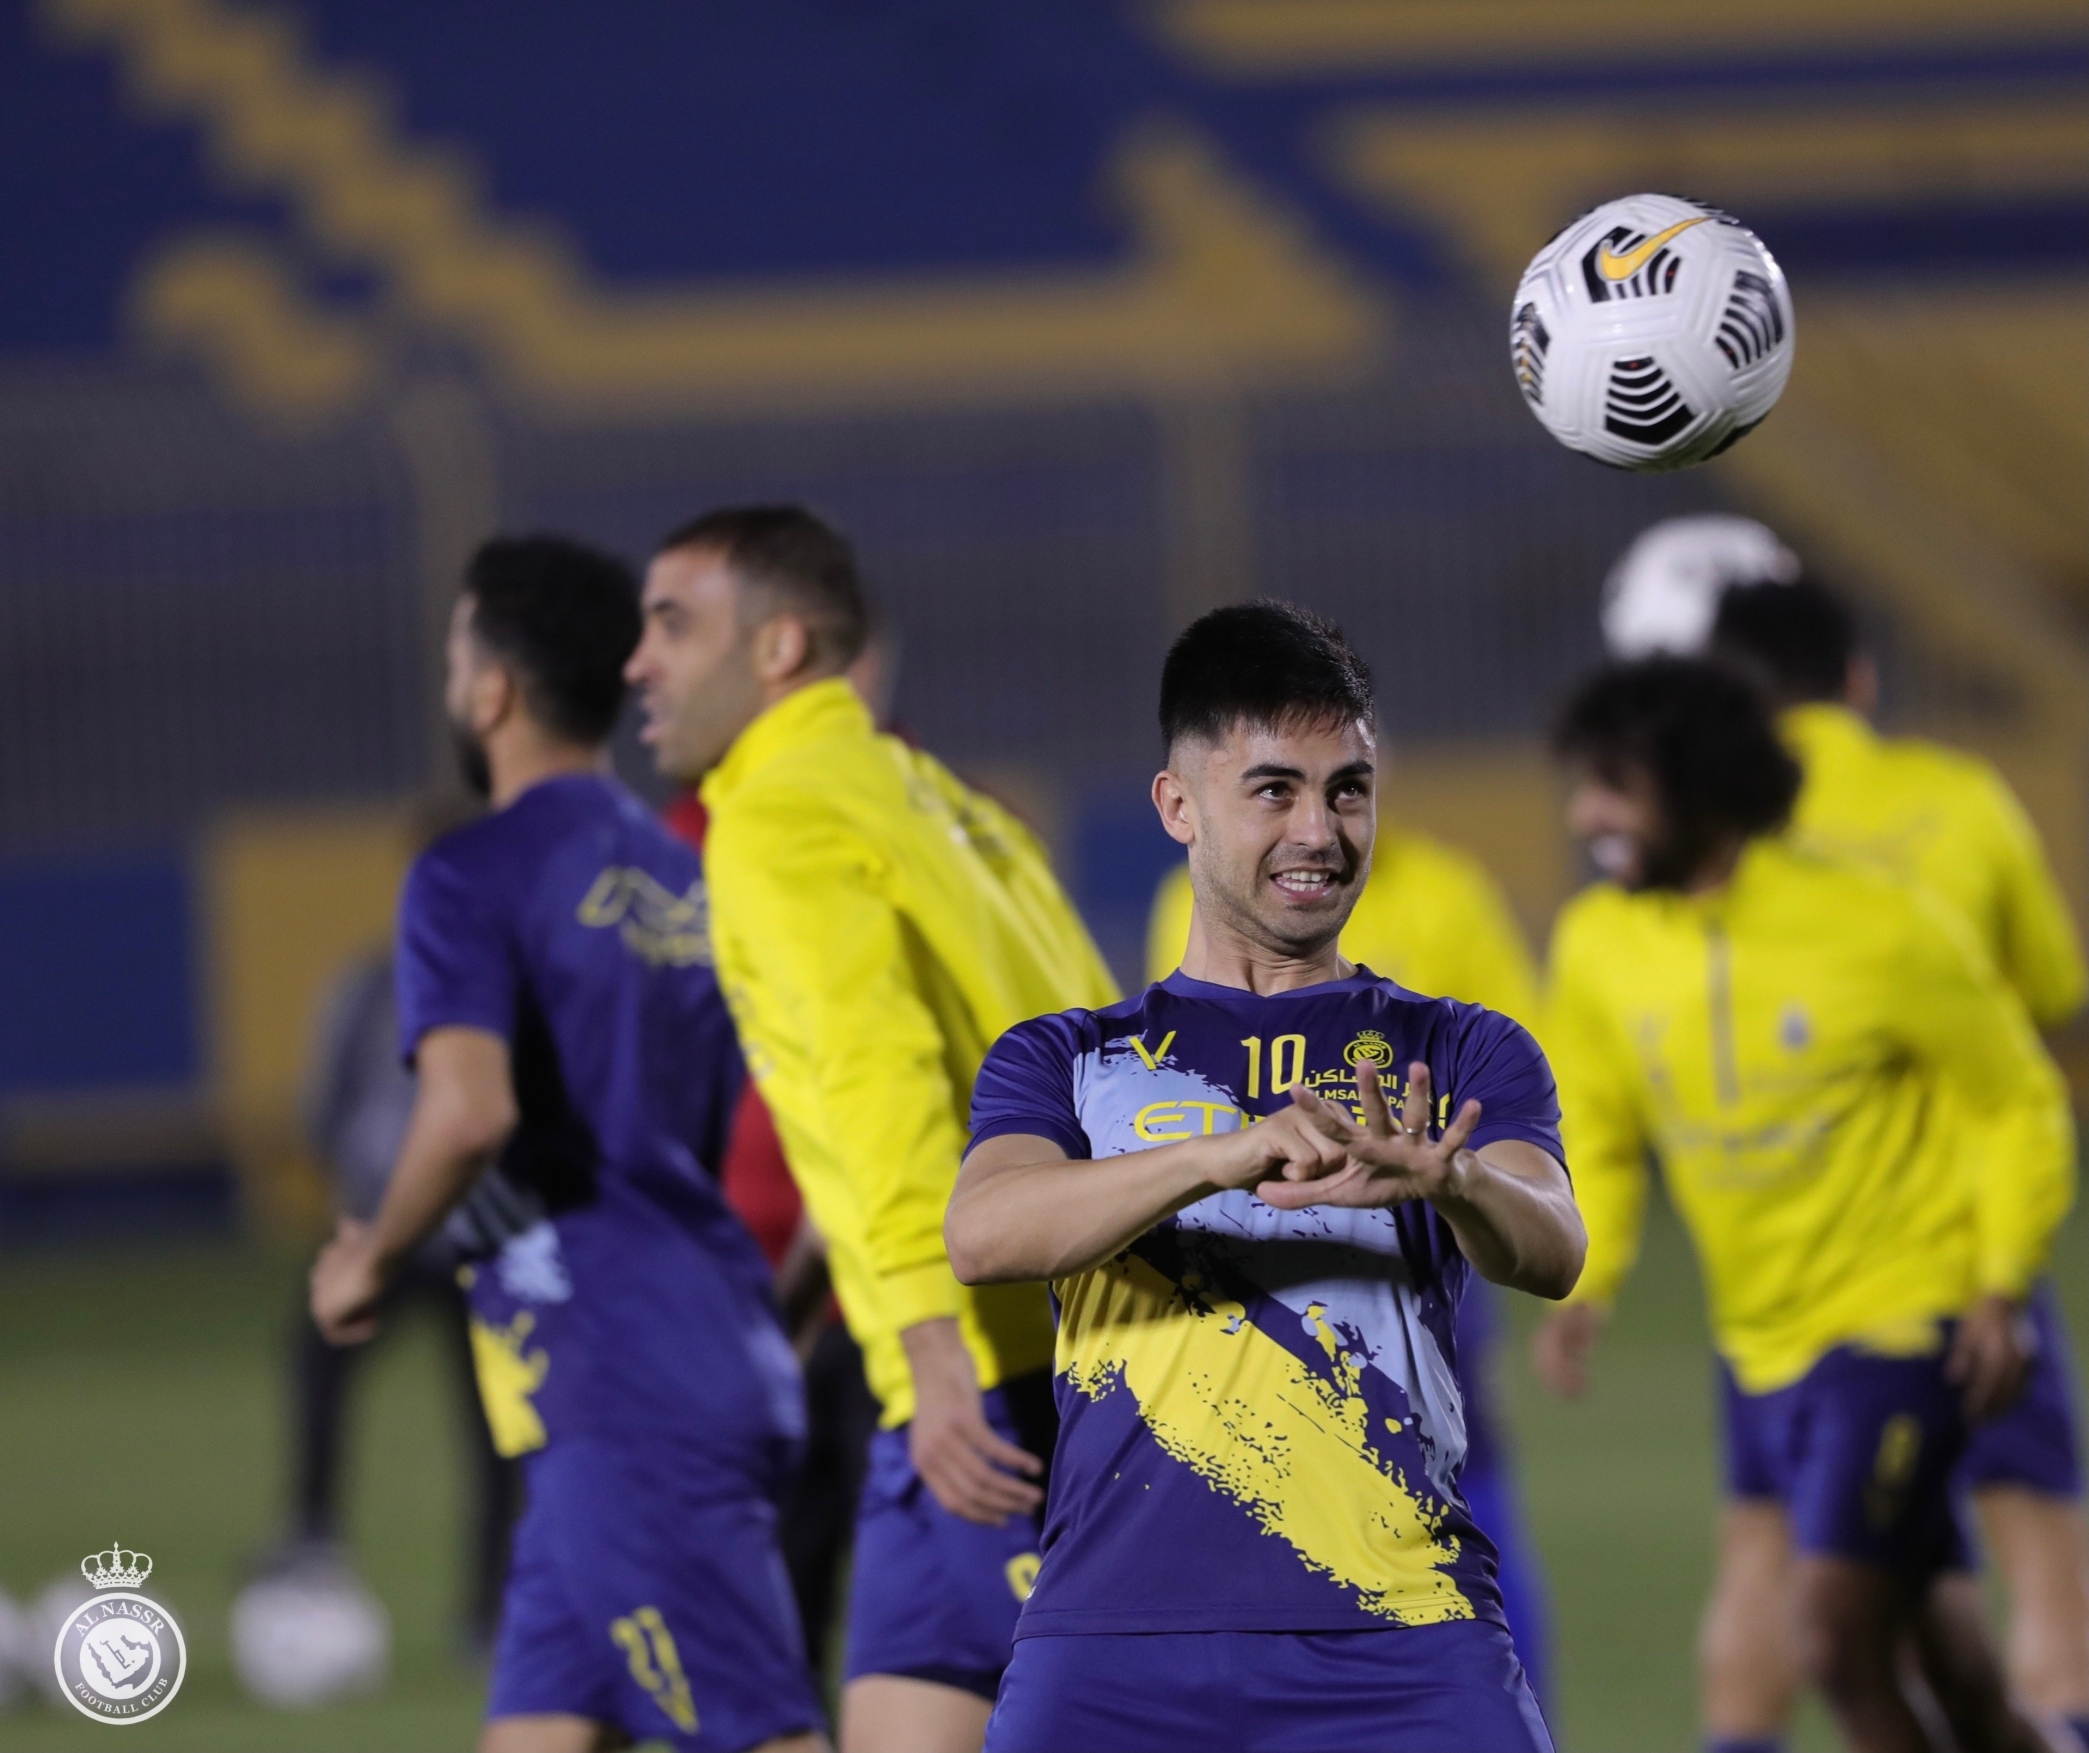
[229,1563,390,1709]
[1510,192,1794,471]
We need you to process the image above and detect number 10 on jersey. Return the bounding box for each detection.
[1240,1034,1307,1100]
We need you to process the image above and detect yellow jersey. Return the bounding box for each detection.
[1782,703,2085,1028]
[1145,832,1540,1027]
[702,679,1119,1426]
[1547,835,2073,1392]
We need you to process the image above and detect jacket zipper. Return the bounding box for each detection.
[1707,921,1740,1106]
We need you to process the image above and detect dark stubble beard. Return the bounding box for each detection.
[1631,816,1716,893]
[450,723,492,799]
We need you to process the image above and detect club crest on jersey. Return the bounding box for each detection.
[1779,1004,1811,1051]
[53,1545,187,1724]
[1343,1030,1396,1070]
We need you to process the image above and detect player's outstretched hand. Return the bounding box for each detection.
[1946,1293,2033,1422]
[1253,1060,1482,1212]
[310,1217,387,1346]
[901,1316,1044,1528]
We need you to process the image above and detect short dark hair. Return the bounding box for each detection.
[1710,577,1858,706]
[659,504,868,668]
[1160,601,1375,752]
[1554,656,1801,858]
[464,534,640,746]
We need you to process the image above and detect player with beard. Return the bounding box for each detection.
[946,601,1583,1753]
[1706,577,2089,1753]
[625,506,1116,1753]
[1536,657,2073,1753]
[1574,528,2089,1752]
[311,535,823,1753]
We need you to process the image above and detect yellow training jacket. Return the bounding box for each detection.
[1548,835,2073,1393]
[702,679,1119,1426]
[1146,832,1540,1027]
[1782,703,2085,1028]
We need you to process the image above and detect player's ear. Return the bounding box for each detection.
[470,657,516,737]
[1844,653,1879,717]
[1152,768,1197,847]
[750,612,813,685]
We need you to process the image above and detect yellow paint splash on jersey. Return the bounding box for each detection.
[1056,1249,1472,1625]
[468,1311,550,1457]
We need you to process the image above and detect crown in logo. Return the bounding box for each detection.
[1344,1030,1395,1069]
[81,1543,151,1591]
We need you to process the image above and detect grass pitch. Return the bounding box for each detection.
[0,1197,2081,1751]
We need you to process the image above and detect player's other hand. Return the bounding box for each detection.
[1253,1061,1482,1211]
[310,1217,389,1345]
[1946,1293,2032,1422]
[1531,1303,1608,1399]
[1205,1100,1351,1192]
[901,1316,1044,1528]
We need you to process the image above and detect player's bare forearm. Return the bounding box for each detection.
[946,1135,1227,1283]
[1429,1140,1586,1300]
[367,1107,499,1269]
[310,1029,515,1344]
[369,1026,517,1270]
[948,1107,1351,1285]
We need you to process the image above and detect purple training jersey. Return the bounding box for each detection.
[396,773,800,1470]
[968,968,1565,1639]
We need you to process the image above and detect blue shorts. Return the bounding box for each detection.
[1957,1278,2083,1498]
[984,1620,1552,1753]
[843,1370,1056,1699]
[487,1439,823,1752]
[1718,1340,1975,1577]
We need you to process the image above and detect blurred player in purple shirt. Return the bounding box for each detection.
[311,535,824,1753]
